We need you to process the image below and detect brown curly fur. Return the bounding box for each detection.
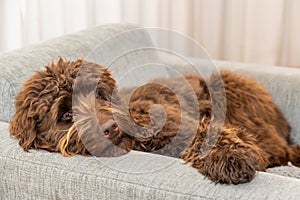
[10,58,300,184]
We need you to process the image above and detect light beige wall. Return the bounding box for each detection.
[0,0,299,66]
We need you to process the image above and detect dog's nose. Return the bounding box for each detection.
[101,119,119,138]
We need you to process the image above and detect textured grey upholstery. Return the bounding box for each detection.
[1,121,300,199]
[0,23,153,123]
[1,24,300,199]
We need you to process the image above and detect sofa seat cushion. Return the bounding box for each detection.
[1,121,300,199]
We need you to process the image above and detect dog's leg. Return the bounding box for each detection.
[237,123,298,168]
[253,124,292,167]
[289,144,300,167]
[181,122,268,184]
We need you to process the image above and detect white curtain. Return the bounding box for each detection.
[0,0,299,67]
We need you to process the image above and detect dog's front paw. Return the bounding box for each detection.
[183,125,269,184]
[192,150,258,184]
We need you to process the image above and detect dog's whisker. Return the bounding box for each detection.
[59,124,77,156]
[56,128,70,132]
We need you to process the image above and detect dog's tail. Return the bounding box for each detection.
[289,144,300,167]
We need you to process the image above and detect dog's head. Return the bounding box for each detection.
[9,58,134,157]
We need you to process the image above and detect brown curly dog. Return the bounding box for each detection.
[10,58,300,184]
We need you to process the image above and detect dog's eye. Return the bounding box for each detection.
[97,90,107,100]
[61,111,73,121]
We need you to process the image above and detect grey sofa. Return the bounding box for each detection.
[1,24,300,200]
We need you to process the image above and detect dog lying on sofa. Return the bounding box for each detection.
[9,58,300,184]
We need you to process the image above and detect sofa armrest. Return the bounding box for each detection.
[0,23,153,123]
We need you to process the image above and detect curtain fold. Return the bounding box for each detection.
[0,0,299,66]
[0,0,22,51]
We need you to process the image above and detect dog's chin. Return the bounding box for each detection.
[98,132,133,157]
[95,140,132,157]
[61,121,134,157]
[78,127,134,157]
[88,139,133,157]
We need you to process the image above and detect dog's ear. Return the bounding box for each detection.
[9,85,40,152]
